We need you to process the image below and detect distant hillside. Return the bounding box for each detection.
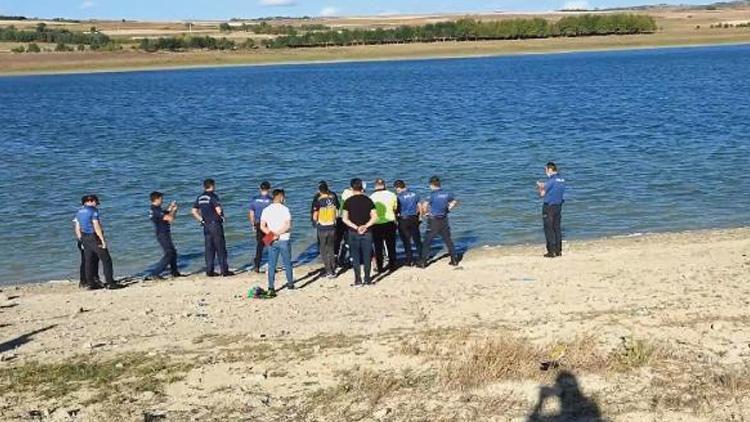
[602,0,750,11]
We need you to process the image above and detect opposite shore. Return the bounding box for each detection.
[2,34,750,77]
[1,227,749,420]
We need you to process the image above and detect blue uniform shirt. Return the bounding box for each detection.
[397,189,420,218]
[249,194,272,224]
[75,206,99,235]
[427,189,455,218]
[192,191,223,224]
[543,173,566,205]
[149,205,171,235]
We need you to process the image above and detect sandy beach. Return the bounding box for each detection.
[1,227,748,421]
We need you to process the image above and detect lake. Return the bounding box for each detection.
[1,44,749,284]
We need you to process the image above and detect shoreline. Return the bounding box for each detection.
[2,224,747,288]
[1,226,749,419]
[1,38,750,78]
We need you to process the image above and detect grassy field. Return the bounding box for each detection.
[1,6,750,75]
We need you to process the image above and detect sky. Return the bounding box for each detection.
[0,0,712,21]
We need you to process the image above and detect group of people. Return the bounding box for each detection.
[73,162,566,294]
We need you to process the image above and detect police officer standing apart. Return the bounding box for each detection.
[148,191,182,279]
[418,176,460,268]
[74,196,99,288]
[74,194,119,290]
[248,181,273,273]
[394,180,423,267]
[191,179,234,277]
[536,161,566,258]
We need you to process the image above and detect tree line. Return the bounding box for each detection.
[0,23,113,48]
[219,21,330,35]
[138,36,256,52]
[264,14,657,48]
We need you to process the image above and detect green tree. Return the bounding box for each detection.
[27,42,41,53]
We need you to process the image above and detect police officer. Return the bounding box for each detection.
[148,191,182,279]
[248,181,273,273]
[394,180,423,267]
[74,194,118,290]
[191,179,234,277]
[418,176,460,268]
[536,161,566,258]
[74,196,99,288]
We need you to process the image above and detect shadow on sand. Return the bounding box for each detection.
[527,371,603,422]
[0,325,57,354]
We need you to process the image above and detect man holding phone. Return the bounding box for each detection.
[536,161,566,258]
[148,191,182,279]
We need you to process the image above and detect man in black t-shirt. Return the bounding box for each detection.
[342,178,378,286]
[148,191,181,279]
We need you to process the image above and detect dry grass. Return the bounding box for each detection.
[0,352,193,402]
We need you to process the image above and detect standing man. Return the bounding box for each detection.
[342,178,378,286]
[191,179,234,277]
[74,196,99,288]
[536,161,566,258]
[248,181,273,273]
[394,180,423,267]
[370,178,398,272]
[418,176,460,268]
[148,191,182,279]
[312,183,339,278]
[309,181,343,267]
[260,189,294,296]
[74,194,118,290]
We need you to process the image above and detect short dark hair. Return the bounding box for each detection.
[150,191,163,202]
[393,180,406,189]
[319,182,330,195]
[272,189,285,199]
[203,178,215,189]
[350,178,364,192]
[81,194,97,205]
[546,162,558,172]
[374,178,385,187]
[260,181,271,190]
[429,176,441,187]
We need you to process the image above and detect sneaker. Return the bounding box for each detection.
[104,283,122,290]
[207,272,220,277]
[222,271,236,277]
[265,289,277,299]
[285,284,295,290]
[171,272,185,278]
[543,253,556,258]
[81,283,102,291]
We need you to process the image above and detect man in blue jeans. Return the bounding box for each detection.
[342,178,378,286]
[260,189,294,297]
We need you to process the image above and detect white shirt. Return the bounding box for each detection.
[261,203,292,241]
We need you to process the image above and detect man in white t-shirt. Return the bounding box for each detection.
[260,189,294,296]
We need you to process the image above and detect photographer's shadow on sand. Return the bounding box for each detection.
[527,371,603,422]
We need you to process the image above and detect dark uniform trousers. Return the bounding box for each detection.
[78,240,99,285]
[334,217,346,264]
[81,234,114,286]
[397,216,423,265]
[542,203,563,255]
[253,223,266,270]
[204,222,229,275]
[372,221,398,271]
[420,217,457,264]
[154,232,178,275]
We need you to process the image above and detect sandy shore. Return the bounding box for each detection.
[1,227,749,420]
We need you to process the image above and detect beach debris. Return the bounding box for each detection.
[143,410,167,421]
[27,410,43,420]
[87,341,107,350]
[1,352,17,362]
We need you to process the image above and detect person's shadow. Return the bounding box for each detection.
[527,371,603,422]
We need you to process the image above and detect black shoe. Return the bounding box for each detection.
[80,283,102,290]
[285,284,295,290]
[449,260,459,266]
[104,283,122,290]
[544,253,556,258]
[171,272,185,278]
[207,272,220,277]
[416,261,426,269]
[222,271,236,277]
[146,275,165,281]
[555,252,563,257]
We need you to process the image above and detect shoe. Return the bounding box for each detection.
[326,273,337,279]
[222,271,236,277]
[104,283,122,290]
[265,289,277,299]
[207,272,220,277]
[285,284,295,290]
[543,253,556,258]
[80,283,102,290]
[171,272,185,278]
[416,261,426,269]
[555,252,563,257]
[146,275,165,281]
[352,281,363,287]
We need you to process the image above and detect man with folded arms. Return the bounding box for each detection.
[342,178,378,286]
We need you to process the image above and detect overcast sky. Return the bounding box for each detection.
[0,0,711,21]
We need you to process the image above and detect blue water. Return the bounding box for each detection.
[1,44,749,284]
